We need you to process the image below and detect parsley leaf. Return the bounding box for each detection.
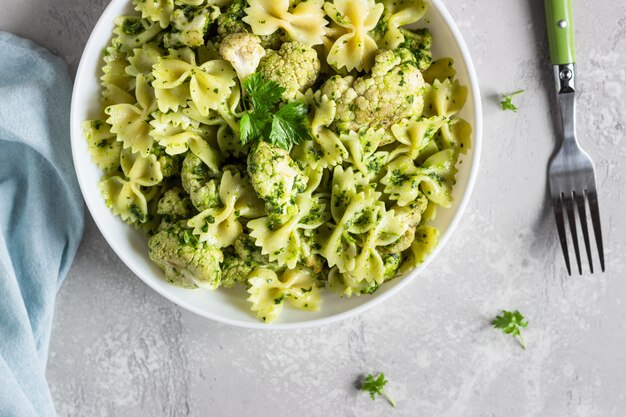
[240,111,271,146]
[270,102,311,150]
[491,310,528,349]
[360,373,396,407]
[239,73,312,151]
[500,90,524,112]
[243,72,284,112]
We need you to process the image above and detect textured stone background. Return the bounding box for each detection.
[2,0,626,416]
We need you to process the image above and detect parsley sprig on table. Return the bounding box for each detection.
[361,373,396,407]
[492,310,528,349]
[239,73,312,151]
[500,90,525,112]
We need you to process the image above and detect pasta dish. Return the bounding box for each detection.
[83,0,471,322]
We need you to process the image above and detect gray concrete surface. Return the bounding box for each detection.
[2,1,626,416]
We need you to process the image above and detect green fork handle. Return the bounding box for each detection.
[545,0,576,65]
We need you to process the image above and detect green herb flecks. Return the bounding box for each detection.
[122,19,145,36]
[491,310,528,349]
[179,228,199,247]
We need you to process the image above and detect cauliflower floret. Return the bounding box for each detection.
[235,234,268,264]
[258,41,321,101]
[216,0,247,35]
[217,0,283,50]
[157,187,194,229]
[220,254,258,288]
[151,145,181,178]
[319,48,426,134]
[221,236,283,288]
[221,253,283,288]
[164,5,220,48]
[219,33,266,82]
[148,223,223,289]
[181,153,220,211]
[380,194,428,254]
[398,28,433,71]
[247,142,308,224]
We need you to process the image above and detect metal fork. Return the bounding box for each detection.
[545,0,605,275]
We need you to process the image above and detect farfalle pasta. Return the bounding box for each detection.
[152,55,236,116]
[375,0,428,49]
[106,75,157,156]
[248,169,326,268]
[149,111,222,172]
[164,6,220,48]
[99,149,164,223]
[243,0,328,46]
[324,0,384,72]
[188,170,264,247]
[133,0,174,28]
[112,16,162,54]
[247,266,322,322]
[84,0,472,323]
[83,120,123,174]
[126,43,164,78]
[339,127,386,175]
[293,94,347,169]
[388,115,445,161]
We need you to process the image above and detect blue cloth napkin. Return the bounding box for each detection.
[0,32,84,416]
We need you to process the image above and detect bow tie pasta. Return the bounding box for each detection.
[324,0,384,72]
[106,74,158,156]
[373,0,428,50]
[84,0,472,323]
[243,0,328,46]
[99,149,164,224]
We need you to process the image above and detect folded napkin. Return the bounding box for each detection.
[0,32,84,417]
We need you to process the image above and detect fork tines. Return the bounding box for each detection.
[552,188,605,275]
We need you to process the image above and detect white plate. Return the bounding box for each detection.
[71,0,483,329]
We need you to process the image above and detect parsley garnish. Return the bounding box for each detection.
[491,310,528,349]
[500,90,524,112]
[360,373,396,407]
[239,73,312,151]
[243,72,284,111]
